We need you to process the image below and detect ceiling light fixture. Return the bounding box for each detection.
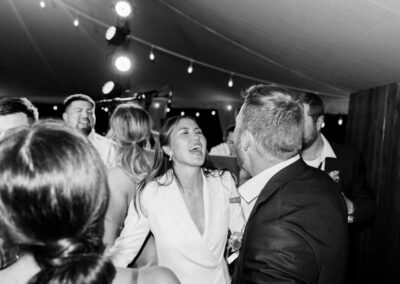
[105,26,130,45]
[115,1,132,18]
[228,73,234,87]
[114,55,132,72]
[187,61,193,74]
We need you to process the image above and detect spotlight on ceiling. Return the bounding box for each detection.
[114,55,132,72]
[102,81,124,97]
[105,26,130,45]
[115,1,132,18]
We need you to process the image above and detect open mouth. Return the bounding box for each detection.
[189,144,203,155]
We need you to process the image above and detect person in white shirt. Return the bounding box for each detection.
[108,115,245,284]
[62,94,116,168]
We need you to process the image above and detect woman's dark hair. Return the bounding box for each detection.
[136,116,224,206]
[107,103,155,183]
[0,120,115,284]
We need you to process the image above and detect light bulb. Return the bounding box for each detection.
[338,117,343,125]
[211,110,216,116]
[166,107,170,113]
[187,62,193,74]
[115,1,132,18]
[154,102,160,109]
[73,18,79,27]
[321,122,325,128]
[149,50,155,61]
[228,74,234,87]
[226,105,233,111]
[114,56,132,72]
[195,112,200,117]
[53,105,58,111]
[40,0,46,8]
[181,111,185,116]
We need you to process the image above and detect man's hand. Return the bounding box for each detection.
[342,193,355,223]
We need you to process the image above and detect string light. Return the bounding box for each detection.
[211,110,216,116]
[40,0,46,8]
[338,117,343,125]
[195,112,200,117]
[104,107,109,112]
[115,1,132,18]
[187,61,193,74]
[149,46,155,61]
[166,107,170,113]
[228,73,234,88]
[226,105,233,111]
[114,55,132,72]
[181,111,185,116]
[53,105,58,111]
[321,122,325,128]
[154,102,160,109]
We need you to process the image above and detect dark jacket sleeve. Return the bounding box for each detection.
[350,151,376,227]
[240,221,319,284]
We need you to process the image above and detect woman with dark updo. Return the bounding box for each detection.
[0,120,179,284]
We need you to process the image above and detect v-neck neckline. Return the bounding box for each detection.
[175,173,208,237]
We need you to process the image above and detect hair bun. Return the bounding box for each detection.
[31,237,99,267]
[29,254,116,284]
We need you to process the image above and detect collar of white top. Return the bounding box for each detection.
[239,155,300,204]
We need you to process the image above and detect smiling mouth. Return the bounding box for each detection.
[189,144,203,154]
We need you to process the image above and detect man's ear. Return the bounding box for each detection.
[243,130,254,151]
[162,145,172,157]
[62,112,68,122]
[316,115,324,131]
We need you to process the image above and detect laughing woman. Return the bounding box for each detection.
[108,116,245,284]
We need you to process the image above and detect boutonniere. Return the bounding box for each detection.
[226,231,243,264]
[328,170,340,183]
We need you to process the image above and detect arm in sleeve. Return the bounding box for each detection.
[350,153,376,226]
[241,221,319,284]
[106,197,150,267]
[222,172,246,234]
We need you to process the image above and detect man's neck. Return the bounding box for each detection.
[302,133,324,161]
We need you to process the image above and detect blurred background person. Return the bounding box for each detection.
[62,94,116,168]
[209,124,235,156]
[0,121,179,284]
[0,97,38,140]
[104,103,158,267]
[108,116,244,284]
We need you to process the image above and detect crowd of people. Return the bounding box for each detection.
[0,85,375,284]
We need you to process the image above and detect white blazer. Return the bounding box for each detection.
[108,170,245,284]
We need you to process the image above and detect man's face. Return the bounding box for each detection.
[63,100,95,136]
[0,112,29,139]
[302,104,320,150]
[226,131,235,156]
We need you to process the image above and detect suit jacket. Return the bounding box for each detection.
[324,142,376,229]
[233,159,348,284]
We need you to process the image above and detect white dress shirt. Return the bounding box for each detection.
[239,155,300,221]
[302,134,336,170]
[88,131,117,168]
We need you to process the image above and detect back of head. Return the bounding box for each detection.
[108,103,154,182]
[0,97,38,124]
[239,84,304,160]
[296,92,324,121]
[0,120,115,284]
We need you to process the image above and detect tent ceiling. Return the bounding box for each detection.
[1,0,400,113]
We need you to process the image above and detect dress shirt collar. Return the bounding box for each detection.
[239,155,300,204]
[321,134,336,159]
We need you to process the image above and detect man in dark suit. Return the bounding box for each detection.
[298,92,376,283]
[232,85,348,284]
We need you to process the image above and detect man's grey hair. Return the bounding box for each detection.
[239,84,304,160]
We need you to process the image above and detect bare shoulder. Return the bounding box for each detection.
[138,267,180,284]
